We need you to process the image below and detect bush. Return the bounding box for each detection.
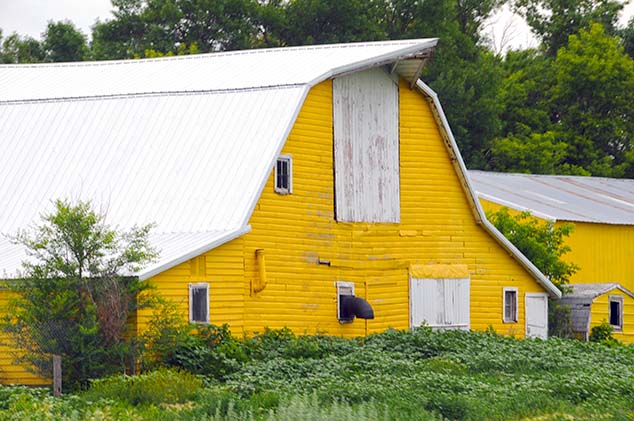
[589,320,620,346]
[83,368,202,406]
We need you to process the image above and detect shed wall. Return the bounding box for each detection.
[590,292,634,343]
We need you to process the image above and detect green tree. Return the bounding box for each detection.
[42,20,89,62]
[487,207,578,291]
[551,23,634,177]
[0,29,45,63]
[1,200,157,389]
[513,0,623,56]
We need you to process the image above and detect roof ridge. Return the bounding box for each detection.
[0,38,432,69]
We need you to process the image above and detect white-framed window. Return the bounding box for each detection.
[503,287,518,323]
[274,155,292,194]
[609,295,623,331]
[189,282,209,323]
[336,281,355,323]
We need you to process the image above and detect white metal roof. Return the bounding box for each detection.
[0,39,438,279]
[564,283,634,299]
[469,171,634,225]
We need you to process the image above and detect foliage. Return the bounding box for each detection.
[589,320,620,346]
[1,199,157,390]
[83,368,203,405]
[2,328,634,419]
[548,300,574,338]
[513,0,624,56]
[487,207,578,290]
[0,30,44,63]
[42,20,89,62]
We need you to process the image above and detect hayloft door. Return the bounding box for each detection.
[525,293,548,339]
[410,277,470,330]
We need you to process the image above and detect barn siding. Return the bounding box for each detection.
[479,198,634,292]
[233,76,548,338]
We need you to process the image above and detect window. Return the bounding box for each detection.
[503,288,518,323]
[274,155,292,194]
[189,283,209,323]
[609,295,623,331]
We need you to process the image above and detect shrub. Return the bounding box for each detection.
[589,320,620,346]
[83,368,202,406]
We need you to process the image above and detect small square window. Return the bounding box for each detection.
[189,283,209,323]
[503,288,518,323]
[275,155,292,194]
[609,295,623,331]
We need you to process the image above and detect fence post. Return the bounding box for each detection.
[53,355,62,397]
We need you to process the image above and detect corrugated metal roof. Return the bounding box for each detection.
[564,283,634,299]
[0,39,438,279]
[0,39,437,103]
[469,171,634,225]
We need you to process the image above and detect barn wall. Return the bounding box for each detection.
[478,198,634,291]
[235,76,548,338]
[0,289,50,385]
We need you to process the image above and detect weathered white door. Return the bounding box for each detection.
[525,293,548,339]
[410,277,470,330]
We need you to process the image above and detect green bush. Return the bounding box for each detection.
[83,368,202,406]
[589,320,620,346]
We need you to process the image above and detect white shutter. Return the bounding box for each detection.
[410,277,470,330]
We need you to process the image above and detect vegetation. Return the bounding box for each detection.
[487,207,578,291]
[3,0,634,177]
[0,200,157,390]
[1,327,634,419]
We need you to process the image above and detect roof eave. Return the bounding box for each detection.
[415,80,562,299]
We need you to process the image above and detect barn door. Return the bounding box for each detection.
[525,293,548,339]
[410,277,470,330]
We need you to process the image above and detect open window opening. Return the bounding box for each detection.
[189,282,209,324]
[609,295,623,331]
[274,155,292,194]
[336,281,374,323]
[503,287,518,323]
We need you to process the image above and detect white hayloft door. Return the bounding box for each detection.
[410,277,470,330]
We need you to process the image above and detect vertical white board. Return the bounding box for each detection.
[333,67,400,222]
[525,293,548,339]
[410,277,470,330]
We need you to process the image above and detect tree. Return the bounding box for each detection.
[0,29,45,63]
[42,20,89,62]
[487,207,578,291]
[1,200,157,389]
[551,23,634,177]
[513,0,623,56]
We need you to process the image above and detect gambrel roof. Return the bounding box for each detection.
[0,39,560,297]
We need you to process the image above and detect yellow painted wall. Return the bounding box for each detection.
[0,290,49,385]
[479,198,634,290]
[141,78,551,340]
[589,292,634,343]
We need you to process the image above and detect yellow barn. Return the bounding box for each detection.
[0,40,560,385]
[470,171,634,341]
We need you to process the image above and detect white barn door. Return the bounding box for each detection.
[525,293,548,339]
[410,277,470,330]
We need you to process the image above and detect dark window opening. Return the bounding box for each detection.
[275,156,292,194]
[190,284,209,323]
[609,298,622,329]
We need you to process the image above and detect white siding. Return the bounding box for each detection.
[410,278,470,330]
[333,67,400,223]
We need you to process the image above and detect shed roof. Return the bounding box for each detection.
[563,283,634,300]
[469,171,634,225]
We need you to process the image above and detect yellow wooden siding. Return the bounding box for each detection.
[0,290,49,385]
[479,198,634,290]
[137,238,245,334]
[589,292,634,343]
[237,78,548,338]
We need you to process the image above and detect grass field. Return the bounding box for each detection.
[1,327,633,420]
